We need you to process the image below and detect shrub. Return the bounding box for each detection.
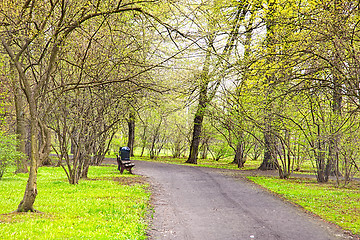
[0,132,24,179]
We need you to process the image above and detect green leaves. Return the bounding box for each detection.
[0,132,25,179]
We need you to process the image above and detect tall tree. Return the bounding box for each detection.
[186,1,249,164]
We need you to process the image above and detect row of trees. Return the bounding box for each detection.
[125,0,360,184]
[0,0,180,212]
[184,0,360,183]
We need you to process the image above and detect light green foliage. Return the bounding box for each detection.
[248,176,360,235]
[0,166,150,239]
[207,138,234,161]
[0,133,24,179]
[0,92,9,131]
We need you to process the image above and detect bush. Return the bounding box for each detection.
[0,132,24,179]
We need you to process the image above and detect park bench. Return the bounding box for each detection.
[117,147,135,174]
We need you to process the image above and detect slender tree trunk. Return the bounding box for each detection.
[326,75,342,181]
[39,123,52,166]
[80,154,90,179]
[127,111,135,157]
[13,70,28,173]
[17,99,39,212]
[3,40,40,212]
[317,148,327,182]
[200,138,209,159]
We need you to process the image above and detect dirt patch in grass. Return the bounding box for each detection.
[86,174,149,186]
[0,211,50,223]
[113,176,148,186]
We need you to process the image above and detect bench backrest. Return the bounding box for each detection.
[120,147,130,161]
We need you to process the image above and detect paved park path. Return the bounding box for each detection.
[131,160,352,240]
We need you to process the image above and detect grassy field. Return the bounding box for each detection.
[248,176,360,236]
[0,166,150,240]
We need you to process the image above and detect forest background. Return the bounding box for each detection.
[0,0,359,218]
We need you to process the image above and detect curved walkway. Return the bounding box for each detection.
[132,160,351,240]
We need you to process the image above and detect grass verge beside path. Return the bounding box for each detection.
[248,176,360,236]
[0,166,150,240]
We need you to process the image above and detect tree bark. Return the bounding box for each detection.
[187,5,245,164]
[16,100,39,212]
[127,111,135,157]
[258,1,278,171]
[39,123,52,166]
[13,67,28,173]
[259,121,278,170]
[186,36,213,164]
[233,141,245,168]
[326,75,342,181]
[187,113,205,164]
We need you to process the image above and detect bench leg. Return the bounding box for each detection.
[120,167,125,174]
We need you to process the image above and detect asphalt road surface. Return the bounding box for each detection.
[132,160,352,240]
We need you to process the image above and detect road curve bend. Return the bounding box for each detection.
[133,160,351,240]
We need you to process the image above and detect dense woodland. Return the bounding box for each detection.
[1,0,360,212]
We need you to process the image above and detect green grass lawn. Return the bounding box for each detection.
[0,166,150,240]
[248,176,360,236]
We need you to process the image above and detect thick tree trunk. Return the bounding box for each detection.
[258,0,279,172]
[259,124,278,170]
[186,37,213,164]
[127,111,135,157]
[186,6,244,165]
[186,113,205,164]
[317,150,327,182]
[233,142,245,168]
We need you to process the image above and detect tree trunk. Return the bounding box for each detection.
[17,103,39,212]
[187,113,205,164]
[327,69,342,181]
[39,123,52,166]
[259,122,278,170]
[80,154,91,179]
[14,76,28,173]
[200,138,209,160]
[186,5,244,164]
[314,120,328,182]
[233,141,245,168]
[127,111,135,157]
[186,37,213,164]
